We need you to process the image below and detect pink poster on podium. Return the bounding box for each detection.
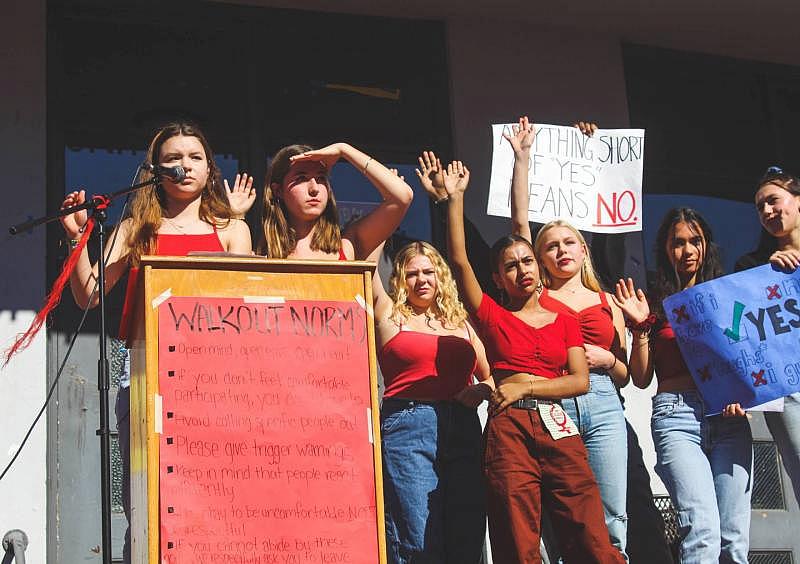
[157,296,378,563]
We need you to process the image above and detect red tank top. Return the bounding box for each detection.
[652,320,688,384]
[538,288,615,350]
[118,231,224,341]
[379,326,477,400]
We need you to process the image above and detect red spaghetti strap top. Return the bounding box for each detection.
[338,248,347,260]
[118,231,225,342]
[538,288,615,350]
[652,320,689,384]
[379,327,477,400]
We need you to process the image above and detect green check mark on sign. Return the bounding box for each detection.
[723,301,745,341]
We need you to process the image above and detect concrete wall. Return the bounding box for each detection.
[0,0,48,562]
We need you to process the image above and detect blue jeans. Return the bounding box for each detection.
[381,399,485,564]
[651,391,752,564]
[562,373,628,561]
[765,392,800,506]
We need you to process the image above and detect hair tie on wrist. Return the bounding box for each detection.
[626,313,657,333]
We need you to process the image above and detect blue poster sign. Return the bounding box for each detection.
[662,264,800,414]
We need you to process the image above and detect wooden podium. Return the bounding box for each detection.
[127,256,385,564]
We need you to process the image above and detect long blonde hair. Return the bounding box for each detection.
[388,241,468,329]
[534,219,602,292]
[125,122,233,266]
[257,144,342,257]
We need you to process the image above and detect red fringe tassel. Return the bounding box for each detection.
[3,217,96,366]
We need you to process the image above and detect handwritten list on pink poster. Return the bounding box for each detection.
[157,296,378,563]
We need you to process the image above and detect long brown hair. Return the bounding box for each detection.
[125,122,233,266]
[257,144,342,257]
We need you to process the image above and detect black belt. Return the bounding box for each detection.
[510,398,557,410]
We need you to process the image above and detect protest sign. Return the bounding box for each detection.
[487,123,645,233]
[662,264,800,414]
[157,296,379,564]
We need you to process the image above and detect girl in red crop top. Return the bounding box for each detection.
[614,208,753,563]
[59,122,253,564]
[60,122,253,311]
[257,143,413,261]
[437,150,623,564]
[371,238,490,563]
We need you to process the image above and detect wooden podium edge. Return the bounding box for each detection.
[132,257,385,563]
[363,269,387,564]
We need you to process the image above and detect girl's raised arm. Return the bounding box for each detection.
[61,189,132,309]
[613,278,655,388]
[503,116,536,243]
[291,143,413,260]
[443,161,483,314]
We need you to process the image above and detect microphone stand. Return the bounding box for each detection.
[9,175,159,564]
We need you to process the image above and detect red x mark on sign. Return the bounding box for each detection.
[752,370,768,387]
[766,285,781,300]
[673,305,690,323]
[698,366,712,382]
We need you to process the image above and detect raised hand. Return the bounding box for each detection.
[415,150,447,202]
[573,121,599,136]
[60,190,88,239]
[289,143,347,170]
[442,160,470,197]
[612,277,650,324]
[224,173,256,218]
[502,116,536,155]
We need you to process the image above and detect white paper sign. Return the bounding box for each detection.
[487,123,645,234]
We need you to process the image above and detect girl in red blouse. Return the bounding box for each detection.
[440,158,624,564]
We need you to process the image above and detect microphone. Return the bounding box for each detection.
[141,163,187,182]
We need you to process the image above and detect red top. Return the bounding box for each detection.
[379,327,477,400]
[473,294,583,378]
[118,231,224,341]
[652,320,688,384]
[538,288,615,350]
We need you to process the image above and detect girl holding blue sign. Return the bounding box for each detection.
[615,208,752,564]
[504,117,632,561]
[736,168,800,506]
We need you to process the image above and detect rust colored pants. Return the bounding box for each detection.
[484,406,625,564]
